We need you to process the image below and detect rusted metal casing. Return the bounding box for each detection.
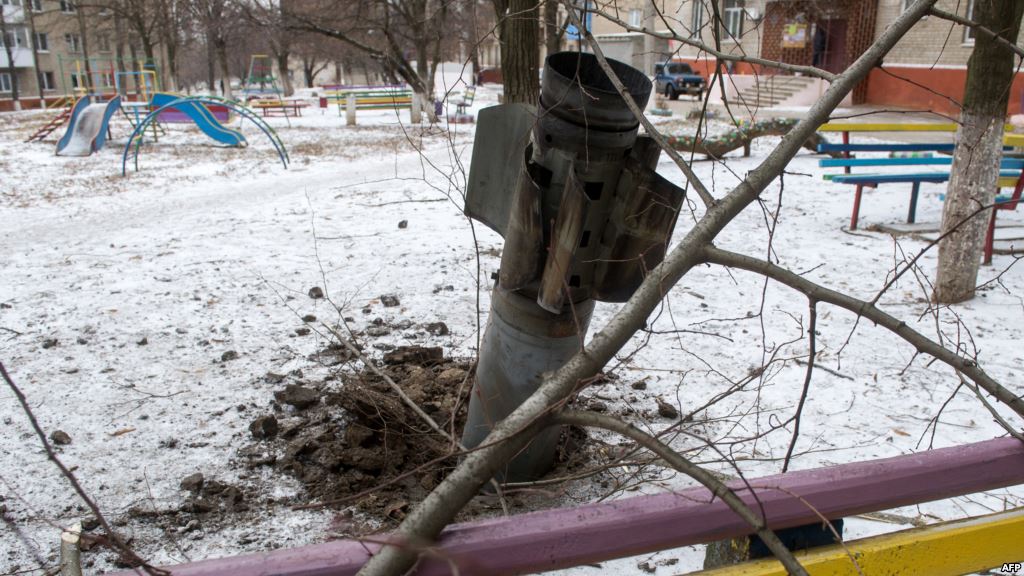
[463,52,687,482]
[461,287,594,482]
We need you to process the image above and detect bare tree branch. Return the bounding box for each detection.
[928,7,1024,59]
[701,246,1024,423]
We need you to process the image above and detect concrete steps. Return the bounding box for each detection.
[732,76,818,108]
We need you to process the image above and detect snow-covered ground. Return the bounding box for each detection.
[2,86,1023,575]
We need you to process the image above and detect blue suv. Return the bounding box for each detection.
[654,62,706,100]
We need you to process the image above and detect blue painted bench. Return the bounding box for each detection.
[818,153,1024,264]
[818,152,1024,228]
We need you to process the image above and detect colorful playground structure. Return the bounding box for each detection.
[55,95,122,156]
[29,53,287,171]
[120,94,289,174]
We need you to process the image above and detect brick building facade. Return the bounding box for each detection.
[590,0,1024,115]
[1,0,166,111]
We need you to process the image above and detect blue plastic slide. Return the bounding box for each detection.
[56,96,122,156]
[150,93,246,147]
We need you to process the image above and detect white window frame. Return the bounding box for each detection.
[963,0,976,44]
[628,9,642,27]
[0,0,23,7]
[1,28,28,49]
[691,1,705,39]
[39,70,55,91]
[29,0,41,11]
[0,72,12,92]
[722,0,744,41]
[64,32,80,52]
[34,31,48,52]
[59,0,75,13]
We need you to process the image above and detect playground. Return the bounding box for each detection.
[3,73,1024,574]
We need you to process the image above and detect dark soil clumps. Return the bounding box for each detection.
[241,347,476,518]
[240,345,597,523]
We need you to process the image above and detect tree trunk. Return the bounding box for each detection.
[302,57,315,88]
[113,9,129,96]
[75,6,93,95]
[157,0,178,92]
[25,3,43,103]
[544,0,559,57]
[216,41,233,99]
[934,0,1024,303]
[277,50,294,96]
[204,28,216,94]
[499,0,540,104]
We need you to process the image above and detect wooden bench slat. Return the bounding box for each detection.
[819,122,962,132]
[821,157,1024,168]
[831,170,1023,185]
[818,142,956,153]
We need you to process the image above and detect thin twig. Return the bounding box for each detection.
[783,300,816,473]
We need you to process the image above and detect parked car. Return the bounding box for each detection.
[654,62,705,100]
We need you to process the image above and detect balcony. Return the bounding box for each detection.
[0,47,34,68]
[2,4,25,24]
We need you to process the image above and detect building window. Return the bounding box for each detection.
[691,1,705,39]
[0,73,11,92]
[628,9,642,27]
[39,70,55,91]
[64,33,80,52]
[722,0,744,40]
[0,0,22,7]
[97,34,110,51]
[59,0,75,13]
[29,0,41,11]
[963,0,976,44]
[2,28,27,48]
[34,31,48,51]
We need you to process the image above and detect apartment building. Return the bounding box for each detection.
[1,0,155,110]
[589,0,1024,114]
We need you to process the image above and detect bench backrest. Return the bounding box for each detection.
[821,157,1024,169]
[818,122,1014,133]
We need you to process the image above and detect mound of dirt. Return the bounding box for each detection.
[239,344,594,522]
[240,346,474,519]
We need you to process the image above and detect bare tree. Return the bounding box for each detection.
[282,0,450,119]
[934,0,1024,303]
[191,0,237,98]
